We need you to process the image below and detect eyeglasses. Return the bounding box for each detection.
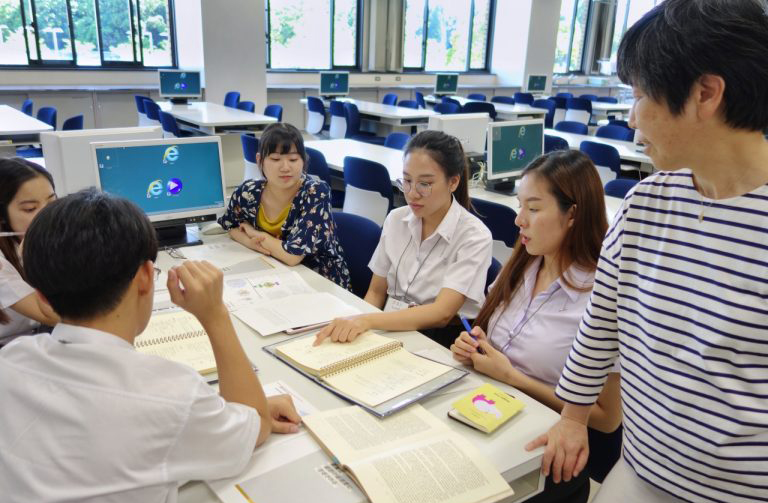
[153,267,161,281]
[396,178,433,197]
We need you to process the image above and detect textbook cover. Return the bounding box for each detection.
[449,383,525,433]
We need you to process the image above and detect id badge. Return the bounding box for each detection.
[384,296,410,312]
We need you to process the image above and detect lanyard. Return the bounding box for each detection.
[393,235,442,302]
[500,284,561,353]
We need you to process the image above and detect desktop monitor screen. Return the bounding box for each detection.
[487,119,544,182]
[158,70,202,98]
[526,75,547,93]
[91,137,226,226]
[434,73,459,95]
[319,71,350,96]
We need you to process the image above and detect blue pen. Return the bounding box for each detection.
[460,316,485,355]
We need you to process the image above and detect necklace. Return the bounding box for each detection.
[698,195,714,223]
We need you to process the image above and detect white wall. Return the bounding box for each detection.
[175,0,204,79]
[490,0,532,86]
[523,0,562,94]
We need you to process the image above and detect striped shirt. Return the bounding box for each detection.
[555,170,768,503]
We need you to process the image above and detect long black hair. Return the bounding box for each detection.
[404,130,471,210]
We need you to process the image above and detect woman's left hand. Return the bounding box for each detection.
[314,315,371,345]
[471,339,526,386]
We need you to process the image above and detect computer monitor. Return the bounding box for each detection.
[158,70,202,104]
[40,127,164,196]
[434,73,459,96]
[319,71,349,98]
[526,74,548,94]
[427,113,490,155]
[486,119,545,194]
[91,136,226,248]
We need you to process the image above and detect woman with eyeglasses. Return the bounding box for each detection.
[451,150,622,503]
[315,130,492,348]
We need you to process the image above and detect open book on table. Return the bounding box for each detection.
[302,405,515,503]
[263,332,468,417]
[134,310,216,375]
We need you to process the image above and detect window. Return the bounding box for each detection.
[609,0,660,66]
[0,0,175,67]
[266,0,359,70]
[554,0,590,74]
[402,0,493,72]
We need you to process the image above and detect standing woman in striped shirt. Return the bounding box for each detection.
[527,1,768,502]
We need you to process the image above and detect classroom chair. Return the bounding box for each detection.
[62,115,84,131]
[343,103,386,145]
[305,96,326,135]
[397,100,419,109]
[556,92,574,99]
[329,100,347,139]
[597,96,619,104]
[467,93,487,101]
[551,96,567,126]
[471,197,519,263]
[513,92,534,105]
[555,121,589,135]
[544,134,570,153]
[532,99,556,128]
[134,96,155,127]
[596,124,634,142]
[609,119,630,128]
[414,91,427,109]
[579,94,598,101]
[490,96,515,105]
[264,104,283,122]
[384,132,410,150]
[441,96,462,108]
[21,98,33,117]
[564,98,592,125]
[236,101,255,113]
[604,178,639,198]
[241,134,262,182]
[434,102,460,115]
[37,107,57,130]
[580,140,620,185]
[382,93,398,106]
[343,156,393,226]
[159,111,194,138]
[224,91,241,109]
[485,258,502,295]
[143,99,162,125]
[461,101,497,120]
[332,212,382,298]
[306,147,344,208]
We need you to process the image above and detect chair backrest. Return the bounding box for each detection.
[596,96,619,104]
[596,124,634,142]
[397,100,419,109]
[306,147,332,186]
[441,96,462,107]
[513,92,534,105]
[332,212,382,298]
[306,96,326,135]
[532,98,556,128]
[565,98,592,125]
[554,120,589,135]
[143,100,161,121]
[461,101,496,120]
[21,99,33,116]
[414,91,426,109]
[551,96,567,109]
[580,140,620,184]
[237,101,255,113]
[604,178,638,198]
[241,134,262,182]
[470,197,520,249]
[134,95,147,114]
[434,102,460,115]
[544,134,570,153]
[556,92,574,99]
[342,156,393,225]
[62,115,84,131]
[329,100,347,139]
[467,93,487,101]
[382,93,398,106]
[485,257,502,295]
[36,107,57,129]
[224,91,240,108]
[264,104,283,121]
[490,96,515,105]
[579,94,598,101]
[608,119,630,128]
[342,102,362,137]
[159,111,182,137]
[384,132,410,150]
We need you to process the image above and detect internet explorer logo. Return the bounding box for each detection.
[162,146,180,164]
[146,179,164,198]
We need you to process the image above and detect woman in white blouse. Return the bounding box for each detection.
[451,150,622,503]
[316,130,492,348]
[0,158,59,347]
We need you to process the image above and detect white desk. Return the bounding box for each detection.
[545,128,653,166]
[590,101,632,117]
[0,104,53,156]
[301,97,437,133]
[307,138,404,181]
[423,95,547,120]
[169,234,559,503]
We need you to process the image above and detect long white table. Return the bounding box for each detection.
[545,128,652,166]
[591,101,632,117]
[170,234,559,503]
[0,104,53,156]
[423,95,547,120]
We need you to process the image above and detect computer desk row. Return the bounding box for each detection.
[0,104,53,156]
[423,94,632,118]
[161,233,559,503]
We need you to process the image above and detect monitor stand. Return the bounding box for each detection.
[169,97,189,105]
[155,223,202,248]
[485,179,518,196]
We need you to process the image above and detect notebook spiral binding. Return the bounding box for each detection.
[323,341,403,378]
[135,329,206,348]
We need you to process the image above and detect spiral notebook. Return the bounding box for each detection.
[134,311,216,375]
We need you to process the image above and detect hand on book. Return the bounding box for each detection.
[167,261,228,324]
[313,315,371,345]
[267,394,302,434]
[525,415,589,484]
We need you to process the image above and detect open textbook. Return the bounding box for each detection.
[301,405,515,503]
[134,310,216,375]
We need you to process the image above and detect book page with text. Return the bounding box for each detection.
[276,332,400,375]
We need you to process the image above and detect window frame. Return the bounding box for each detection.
[0,0,178,70]
[555,0,592,75]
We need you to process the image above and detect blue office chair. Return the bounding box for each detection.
[264,104,283,122]
[343,156,393,226]
[306,147,344,208]
[556,92,574,99]
[37,107,57,129]
[462,101,497,120]
[333,212,382,298]
[579,94,598,101]
[134,95,147,114]
[224,91,240,108]
[485,258,502,295]
[565,98,592,125]
[555,120,589,135]
[384,132,410,150]
[414,91,427,109]
[609,119,630,129]
[21,99,33,116]
[306,96,327,135]
[160,111,194,138]
[581,140,621,185]
[596,125,634,142]
[597,96,619,104]
[329,100,347,139]
[467,93,487,101]
[62,115,84,131]
[545,134,570,153]
[434,102,460,115]
[471,197,519,263]
[237,101,255,113]
[397,100,419,109]
[441,96,462,108]
[532,98,556,128]
[343,103,386,145]
[490,96,515,105]
[513,92,534,105]
[604,178,639,198]
[551,95,568,125]
[143,99,161,123]
[382,93,398,106]
[241,134,261,181]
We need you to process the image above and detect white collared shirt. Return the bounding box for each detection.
[369,198,493,318]
[0,324,260,503]
[0,255,38,345]
[487,257,596,387]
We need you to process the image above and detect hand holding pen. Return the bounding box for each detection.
[460,316,485,355]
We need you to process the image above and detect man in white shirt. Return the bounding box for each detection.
[0,189,300,503]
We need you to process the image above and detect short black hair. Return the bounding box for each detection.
[258,123,307,171]
[618,0,768,131]
[23,188,158,320]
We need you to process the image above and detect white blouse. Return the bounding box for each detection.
[0,255,38,345]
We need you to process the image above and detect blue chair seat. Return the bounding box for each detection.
[604,179,639,198]
[333,212,382,298]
